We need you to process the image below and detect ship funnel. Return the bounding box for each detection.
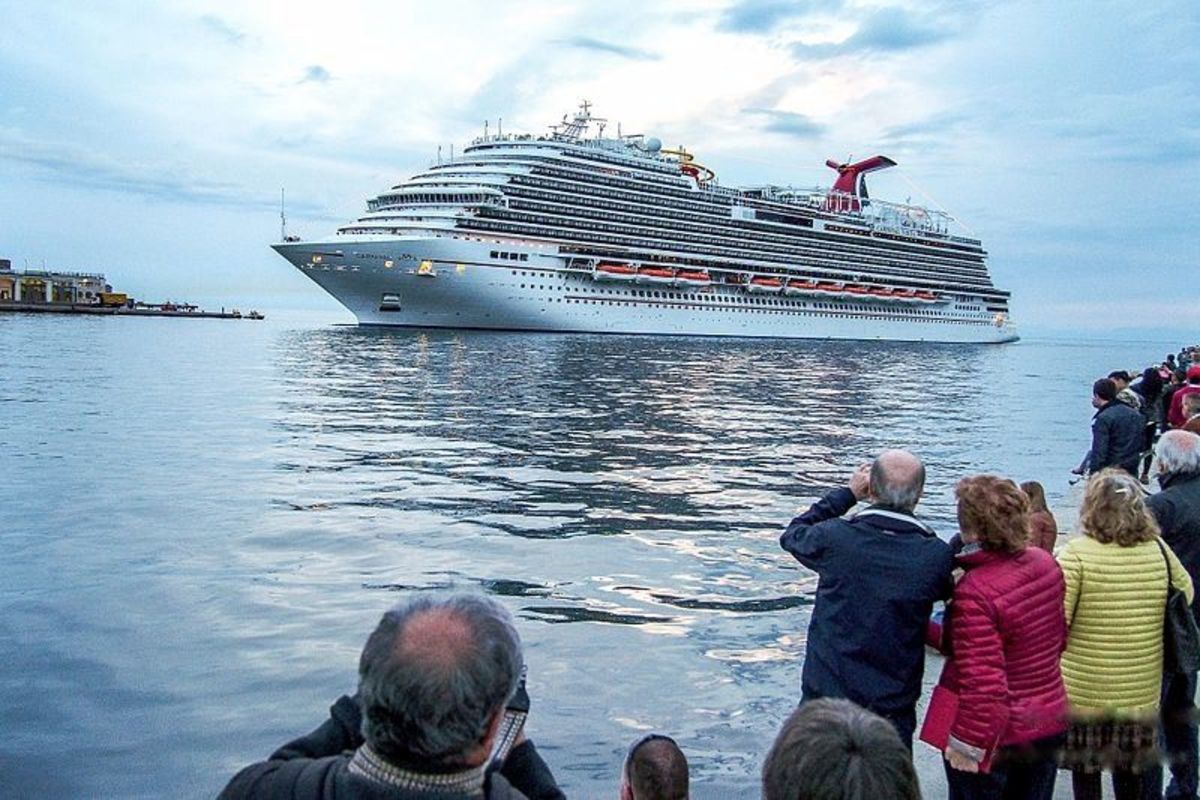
[825,155,896,212]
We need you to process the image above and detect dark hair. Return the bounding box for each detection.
[762,699,920,800]
[956,476,1030,553]
[358,594,523,771]
[1093,378,1117,402]
[625,734,688,800]
[1140,367,1164,398]
[1020,480,1050,514]
[1108,370,1131,383]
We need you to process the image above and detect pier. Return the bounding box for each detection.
[0,258,262,320]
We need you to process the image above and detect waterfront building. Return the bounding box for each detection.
[0,260,112,304]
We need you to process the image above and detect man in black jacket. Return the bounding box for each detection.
[779,450,954,748]
[219,594,564,800]
[1089,377,1145,475]
[1144,431,1200,800]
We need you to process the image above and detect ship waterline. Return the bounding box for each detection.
[275,104,1017,343]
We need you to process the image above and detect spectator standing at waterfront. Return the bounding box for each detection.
[1164,371,1188,430]
[1058,470,1193,800]
[1112,371,1144,411]
[1021,480,1059,552]
[1181,394,1200,435]
[619,734,688,800]
[1143,431,1200,800]
[762,698,921,800]
[1168,366,1200,430]
[779,450,954,747]
[1088,378,1145,476]
[219,594,564,800]
[929,476,1068,800]
[1135,368,1166,483]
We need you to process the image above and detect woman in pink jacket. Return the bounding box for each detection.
[930,475,1069,800]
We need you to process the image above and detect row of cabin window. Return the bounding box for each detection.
[490,250,529,262]
[516,282,951,318]
[506,183,984,273]
[554,297,988,323]
[522,165,984,257]
[475,210,989,285]
[470,218,992,291]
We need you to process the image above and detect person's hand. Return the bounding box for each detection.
[1070,466,1084,476]
[945,747,980,773]
[848,463,871,501]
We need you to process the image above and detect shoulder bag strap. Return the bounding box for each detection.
[1156,538,1173,591]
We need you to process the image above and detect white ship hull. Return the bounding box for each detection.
[274,236,1019,344]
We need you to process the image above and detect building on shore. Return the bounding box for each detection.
[0,259,113,304]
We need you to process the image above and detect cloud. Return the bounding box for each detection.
[199,14,246,45]
[300,65,331,84]
[717,0,838,34]
[0,127,330,216]
[877,113,970,153]
[791,6,960,58]
[554,36,660,61]
[744,107,825,139]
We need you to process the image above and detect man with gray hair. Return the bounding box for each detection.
[779,450,954,748]
[219,594,563,800]
[1144,430,1200,800]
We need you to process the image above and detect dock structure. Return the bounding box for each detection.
[0,258,262,320]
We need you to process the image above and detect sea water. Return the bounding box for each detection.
[0,310,1177,798]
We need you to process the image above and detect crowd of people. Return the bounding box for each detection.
[218,348,1200,800]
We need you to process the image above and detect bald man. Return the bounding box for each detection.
[780,450,954,748]
[220,594,564,800]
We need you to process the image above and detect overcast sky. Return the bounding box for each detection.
[1,0,1196,334]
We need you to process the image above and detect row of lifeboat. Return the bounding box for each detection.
[593,263,940,303]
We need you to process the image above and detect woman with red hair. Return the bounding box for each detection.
[930,475,1069,800]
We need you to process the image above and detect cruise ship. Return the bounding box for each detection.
[273,103,1017,343]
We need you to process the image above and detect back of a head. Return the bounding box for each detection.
[1093,378,1117,402]
[869,449,925,513]
[358,594,523,771]
[762,699,920,800]
[1020,480,1049,514]
[624,735,688,800]
[1158,430,1200,475]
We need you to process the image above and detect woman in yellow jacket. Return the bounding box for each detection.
[1058,468,1194,800]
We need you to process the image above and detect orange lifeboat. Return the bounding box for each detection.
[785,279,820,296]
[674,270,711,288]
[747,276,784,294]
[595,262,637,282]
[893,289,918,301]
[844,285,869,297]
[868,287,897,302]
[635,266,677,286]
[815,282,841,294]
[915,290,939,303]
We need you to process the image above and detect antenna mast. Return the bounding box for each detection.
[280,188,287,242]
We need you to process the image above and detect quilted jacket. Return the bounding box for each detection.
[1058,536,1194,715]
[932,545,1069,758]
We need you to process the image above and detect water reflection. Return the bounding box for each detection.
[243,327,1004,793]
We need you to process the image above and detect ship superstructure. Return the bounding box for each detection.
[273,103,1016,343]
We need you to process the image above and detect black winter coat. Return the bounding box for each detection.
[780,488,954,719]
[1149,471,1200,622]
[1089,400,1144,474]
[218,695,564,800]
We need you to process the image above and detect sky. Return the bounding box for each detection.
[0,0,1197,335]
